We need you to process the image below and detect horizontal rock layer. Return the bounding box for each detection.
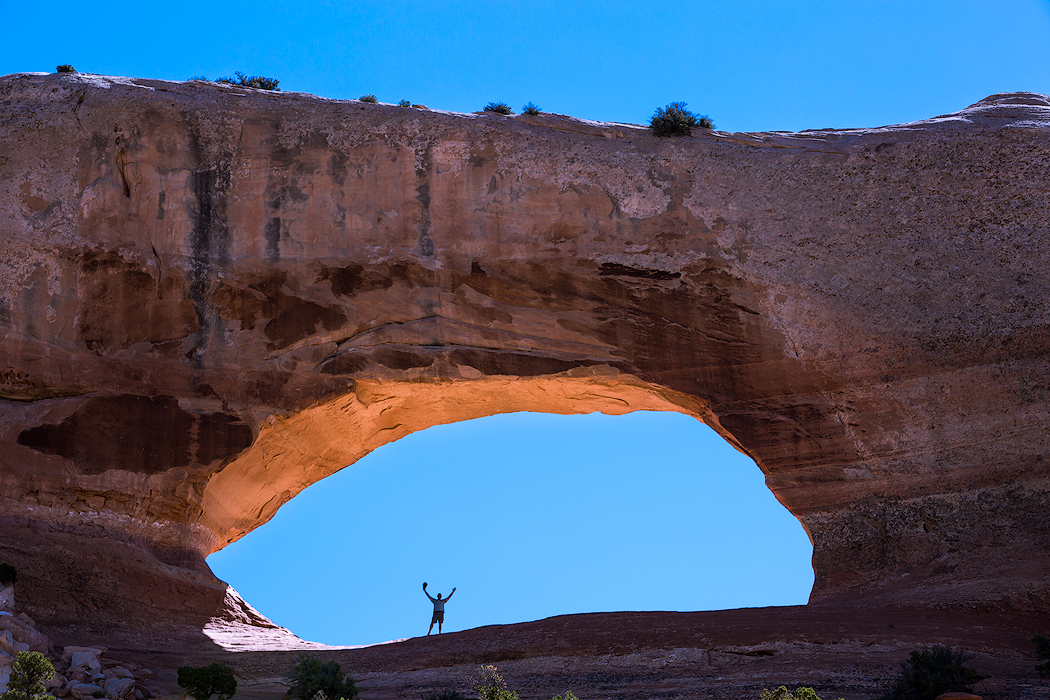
[1,73,1049,646]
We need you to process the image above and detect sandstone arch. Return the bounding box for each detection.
[1,73,1049,648]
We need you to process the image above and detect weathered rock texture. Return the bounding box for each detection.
[1,72,1049,647]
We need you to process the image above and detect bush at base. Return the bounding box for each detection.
[0,563,16,585]
[176,663,236,700]
[759,687,842,700]
[286,652,358,700]
[879,646,984,700]
[1033,634,1050,677]
[470,666,519,700]
[1,651,56,700]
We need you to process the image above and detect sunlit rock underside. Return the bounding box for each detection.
[1,72,1049,648]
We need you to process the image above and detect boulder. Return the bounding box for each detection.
[0,649,12,693]
[0,630,12,656]
[0,613,48,653]
[0,586,12,612]
[104,676,135,699]
[69,682,105,700]
[64,646,107,657]
[69,650,102,675]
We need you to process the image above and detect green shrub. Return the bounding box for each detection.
[650,101,713,136]
[759,687,841,700]
[483,102,513,115]
[0,651,55,700]
[398,100,411,107]
[287,652,357,700]
[216,71,279,91]
[176,663,237,700]
[0,563,16,585]
[422,691,468,700]
[1034,634,1050,677]
[359,94,378,103]
[187,75,209,82]
[470,666,518,700]
[521,102,541,115]
[549,693,578,700]
[55,65,75,74]
[879,646,984,700]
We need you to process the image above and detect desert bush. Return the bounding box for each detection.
[0,651,56,700]
[470,666,518,700]
[55,65,75,74]
[398,99,411,107]
[483,102,513,115]
[359,94,378,103]
[216,71,279,91]
[187,75,209,82]
[549,693,578,700]
[421,690,468,700]
[0,563,16,585]
[287,652,357,700]
[176,663,237,700]
[879,646,983,700]
[650,102,713,136]
[1033,634,1050,677]
[759,687,841,700]
[521,102,541,115]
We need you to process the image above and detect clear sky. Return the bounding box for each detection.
[2,0,1048,646]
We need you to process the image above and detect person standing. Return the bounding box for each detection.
[423,582,455,635]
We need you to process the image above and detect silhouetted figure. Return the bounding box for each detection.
[423,582,455,635]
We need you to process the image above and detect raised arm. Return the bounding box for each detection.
[423,582,436,602]
[445,587,456,601]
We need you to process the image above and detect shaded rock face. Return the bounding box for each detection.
[1,73,1049,646]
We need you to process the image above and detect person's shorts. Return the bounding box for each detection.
[431,611,444,624]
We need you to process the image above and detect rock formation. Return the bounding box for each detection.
[0,72,1048,648]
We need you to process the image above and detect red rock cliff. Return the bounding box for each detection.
[1,73,1048,647]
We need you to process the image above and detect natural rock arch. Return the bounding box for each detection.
[1,73,1048,647]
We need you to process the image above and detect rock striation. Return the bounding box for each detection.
[1,72,1049,647]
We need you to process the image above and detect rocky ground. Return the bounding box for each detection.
[75,606,1050,700]
[0,603,162,700]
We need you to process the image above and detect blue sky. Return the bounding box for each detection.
[2,0,1048,646]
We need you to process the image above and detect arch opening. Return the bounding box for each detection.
[206,409,814,646]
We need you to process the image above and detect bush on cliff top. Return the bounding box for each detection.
[55,65,75,73]
[483,102,513,115]
[650,102,713,136]
[216,71,280,91]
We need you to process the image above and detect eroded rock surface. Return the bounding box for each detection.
[1,73,1049,648]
